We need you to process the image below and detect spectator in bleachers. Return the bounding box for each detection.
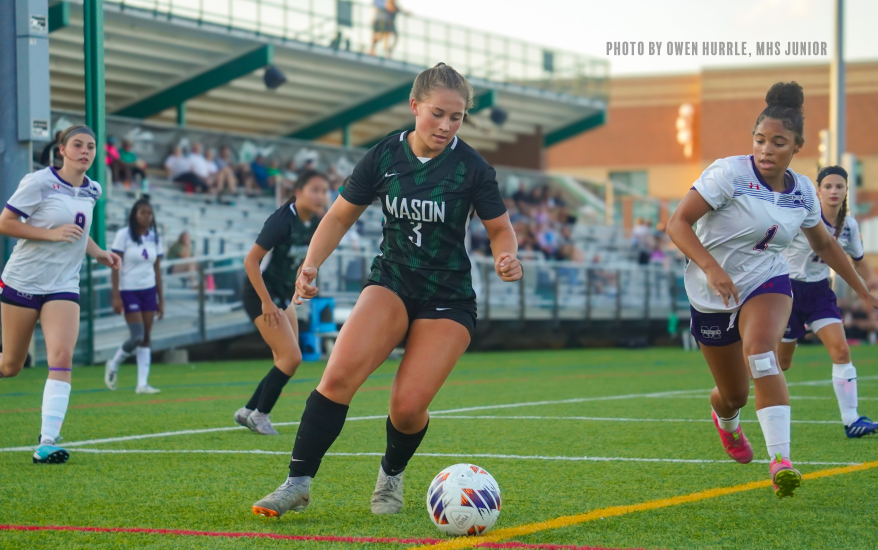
[164,146,208,193]
[297,158,316,177]
[843,297,878,345]
[119,140,147,185]
[167,230,197,284]
[106,136,131,185]
[282,160,298,184]
[511,182,531,210]
[245,155,274,197]
[631,218,653,265]
[326,165,344,203]
[187,143,215,192]
[212,147,239,197]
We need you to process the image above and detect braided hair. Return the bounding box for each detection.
[817,165,849,238]
[128,197,158,245]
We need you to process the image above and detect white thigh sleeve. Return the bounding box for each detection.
[748,351,780,379]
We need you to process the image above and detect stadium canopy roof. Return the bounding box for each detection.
[49,1,608,151]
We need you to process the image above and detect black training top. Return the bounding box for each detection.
[341,131,507,302]
[249,202,319,302]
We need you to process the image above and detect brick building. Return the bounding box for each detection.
[546,61,878,224]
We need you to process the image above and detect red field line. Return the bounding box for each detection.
[0,525,656,550]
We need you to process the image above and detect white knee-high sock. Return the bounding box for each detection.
[41,379,71,444]
[756,405,791,460]
[109,347,129,371]
[832,363,859,426]
[136,347,151,388]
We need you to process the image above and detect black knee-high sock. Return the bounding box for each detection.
[244,377,266,411]
[288,390,349,478]
[257,366,291,414]
[381,417,429,476]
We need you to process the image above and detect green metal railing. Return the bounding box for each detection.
[104,0,608,99]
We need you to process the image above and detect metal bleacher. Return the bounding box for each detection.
[31,1,692,364]
[48,0,608,150]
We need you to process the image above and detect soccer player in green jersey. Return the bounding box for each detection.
[234,170,329,435]
[252,63,522,517]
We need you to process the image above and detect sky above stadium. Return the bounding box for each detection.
[406,0,878,76]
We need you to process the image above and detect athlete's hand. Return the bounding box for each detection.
[97,250,122,270]
[49,224,83,243]
[293,267,319,305]
[112,295,124,315]
[495,252,522,282]
[705,264,740,308]
[156,301,164,321]
[262,300,283,329]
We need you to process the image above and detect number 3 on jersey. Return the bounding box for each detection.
[409,222,422,247]
[753,225,778,251]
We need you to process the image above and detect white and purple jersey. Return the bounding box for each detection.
[783,214,863,282]
[685,155,821,313]
[1,167,101,295]
[111,227,163,291]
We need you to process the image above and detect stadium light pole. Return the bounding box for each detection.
[84,0,106,365]
[830,0,852,213]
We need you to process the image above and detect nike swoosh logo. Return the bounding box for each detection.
[385,172,399,177]
[436,308,451,311]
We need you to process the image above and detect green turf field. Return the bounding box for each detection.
[2,346,877,549]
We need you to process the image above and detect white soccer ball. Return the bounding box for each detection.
[426,463,501,536]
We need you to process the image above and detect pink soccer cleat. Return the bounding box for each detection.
[712,410,754,464]
[770,454,802,498]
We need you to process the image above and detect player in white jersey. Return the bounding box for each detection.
[104,198,164,394]
[779,166,878,437]
[667,83,878,498]
[0,125,121,464]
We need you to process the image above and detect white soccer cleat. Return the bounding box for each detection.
[135,385,161,395]
[104,360,118,391]
[370,465,404,514]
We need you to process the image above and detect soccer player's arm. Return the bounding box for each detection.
[666,160,739,306]
[155,236,165,318]
[475,166,521,282]
[303,151,375,271]
[842,219,877,288]
[245,208,289,313]
[110,230,126,313]
[0,175,78,242]
[802,196,877,308]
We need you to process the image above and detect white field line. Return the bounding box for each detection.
[66,448,860,466]
[430,388,709,414]
[431,415,840,424]
[0,415,381,453]
[2,378,875,453]
[0,389,709,453]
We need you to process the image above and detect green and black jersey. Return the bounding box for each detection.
[341,132,507,303]
[245,202,319,304]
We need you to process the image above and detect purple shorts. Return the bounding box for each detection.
[0,282,78,310]
[690,274,792,347]
[120,287,158,314]
[784,278,842,341]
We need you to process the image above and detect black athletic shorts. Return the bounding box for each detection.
[364,281,476,338]
[242,280,289,323]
